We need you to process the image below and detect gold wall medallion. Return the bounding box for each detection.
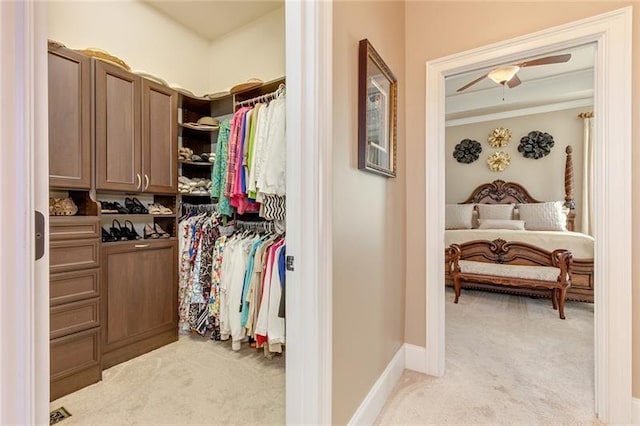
[488,127,512,148]
[487,151,511,172]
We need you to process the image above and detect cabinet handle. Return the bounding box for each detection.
[144,174,150,191]
[134,244,150,249]
[136,173,141,190]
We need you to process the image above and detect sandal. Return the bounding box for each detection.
[124,220,141,240]
[125,197,142,214]
[132,197,148,214]
[154,223,170,238]
[143,223,160,239]
[110,220,126,241]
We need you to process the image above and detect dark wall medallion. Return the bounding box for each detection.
[518,131,555,159]
[453,139,482,164]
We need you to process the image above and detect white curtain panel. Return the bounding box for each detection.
[581,116,594,235]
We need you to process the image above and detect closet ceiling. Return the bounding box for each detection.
[445,44,595,122]
[142,0,283,42]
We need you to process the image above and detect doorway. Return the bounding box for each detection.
[424,8,632,424]
[0,1,332,424]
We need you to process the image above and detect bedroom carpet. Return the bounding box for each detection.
[376,287,596,425]
[49,335,285,425]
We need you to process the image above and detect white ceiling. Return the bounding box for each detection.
[445,44,596,124]
[142,0,283,42]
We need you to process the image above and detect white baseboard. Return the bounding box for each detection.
[404,343,427,373]
[633,397,640,424]
[348,345,405,425]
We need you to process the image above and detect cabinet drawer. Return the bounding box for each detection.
[50,216,99,241]
[50,298,100,339]
[50,328,100,381]
[50,240,99,273]
[50,268,100,306]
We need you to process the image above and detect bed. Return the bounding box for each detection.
[444,146,594,302]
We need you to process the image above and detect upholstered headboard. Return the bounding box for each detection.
[459,146,576,231]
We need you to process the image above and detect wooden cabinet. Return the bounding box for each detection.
[142,80,178,193]
[49,216,102,400]
[95,60,177,194]
[101,240,178,368]
[48,46,91,189]
[95,61,141,192]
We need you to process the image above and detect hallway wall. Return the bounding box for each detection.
[404,1,640,399]
[332,1,406,423]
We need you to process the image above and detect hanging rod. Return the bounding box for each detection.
[235,84,286,107]
[234,219,277,233]
[181,202,217,213]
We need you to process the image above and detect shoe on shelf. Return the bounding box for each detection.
[123,220,141,240]
[148,203,173,215]
[100,201,118,214]
[143,223,160,239]
[102,227,115,243]
[109,219,127,241]
[154,223,170,238]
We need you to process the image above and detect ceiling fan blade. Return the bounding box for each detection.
[507,74,522,88]
[456,73,489,92]
[518,53,571,68]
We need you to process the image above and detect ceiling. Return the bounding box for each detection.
[142,0,283,42]
[445,44,596,125]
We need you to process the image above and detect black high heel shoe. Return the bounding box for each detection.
[132,197,148,214]
[125,197,142,214]
[123,220,141,240]
[110,219,126,241]
[102,227,115,242]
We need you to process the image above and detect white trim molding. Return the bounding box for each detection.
[633,398,640,425]
[425,7,633,424]
[0,1,50,424]
[348,345,406,425]
[285,0,333,424]
[404,343,427,374]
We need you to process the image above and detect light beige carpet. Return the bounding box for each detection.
[377,287,596,425]
[50,335,285,425]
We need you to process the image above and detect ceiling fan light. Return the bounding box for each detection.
[488,66,520,85]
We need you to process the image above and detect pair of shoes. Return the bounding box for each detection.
[102,220,141,242]
[148,203,173,215]
[101,201,129,214]
[144,223,170,239]
[125,197,148,214]
[49,197,78,216]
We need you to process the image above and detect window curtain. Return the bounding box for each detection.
[580,112,594,235]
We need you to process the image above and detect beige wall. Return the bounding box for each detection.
[405,1,640,398]
[207,7,285,93]
[446,107,587,230]
[47,0,211,95]
[332,1,406,423]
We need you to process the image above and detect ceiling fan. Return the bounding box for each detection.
[456,53,572,92]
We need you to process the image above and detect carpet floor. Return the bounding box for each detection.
[50,335,285,425]
[376,287,596,425]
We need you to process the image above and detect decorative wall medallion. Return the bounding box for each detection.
[518,130,555,159]
[453,139,482,164]
[488,127,512,148]
[487,151,511,172]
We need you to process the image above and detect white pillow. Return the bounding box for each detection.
[477,219,526,230]
[477,204,515,220]
[445,204,474,229]
[517,201,567,231]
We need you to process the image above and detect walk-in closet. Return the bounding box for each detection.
[47,2,287,423]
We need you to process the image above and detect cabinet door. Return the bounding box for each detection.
[142,80,178,194]
[48,47,91,189]
[102,240,177,353]
[95,61,142,192]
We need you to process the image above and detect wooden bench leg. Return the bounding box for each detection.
[453,274,461,304]
[558,286,568,320]
[551,289,558,310]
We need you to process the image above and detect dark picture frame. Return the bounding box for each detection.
[358,39,397,177]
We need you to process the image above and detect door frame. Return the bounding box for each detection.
[1,1,333,424]
[424,7,633,424]
[0,1,50,424]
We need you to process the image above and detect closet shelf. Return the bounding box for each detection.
[179,160,213,167]
[179,123,218,138]
[180,193,212,198]
[101,237,178,246]
[100,213,176,218]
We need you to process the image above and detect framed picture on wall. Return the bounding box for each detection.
[358,38,397,178]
